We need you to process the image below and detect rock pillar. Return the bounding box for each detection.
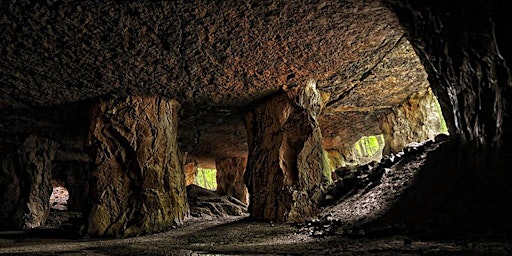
[244,81,326,222]
[215,157,248,205]
[0,135,56,229]
[86,96,187,237]
[184,162,196,186]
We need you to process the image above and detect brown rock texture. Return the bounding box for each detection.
[215,157,248,205]
[86,96,187,237]
[0,0,431,170]
[0,135,57,229]
[380,88,446,154]
[320,37,430,152]
[184,162,196,186]
[245,82,326,222]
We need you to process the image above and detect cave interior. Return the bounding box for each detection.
[1,0,512,255]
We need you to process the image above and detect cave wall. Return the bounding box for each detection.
[0,135,57,229]
[184,162,196,186]
[215,157,248,205]
[86,96,187,237]
[386,0,511,150]
[380,88,447,154]
[244,82,326,222]
[380,0,512,230]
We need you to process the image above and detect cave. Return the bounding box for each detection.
[1,0,511,255]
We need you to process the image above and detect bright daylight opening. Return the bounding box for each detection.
[195,168,217,191]
[50,185,69,211]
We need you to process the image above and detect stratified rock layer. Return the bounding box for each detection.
[215,157,248,205]
[245,82,325,222]
[86,96,187,237]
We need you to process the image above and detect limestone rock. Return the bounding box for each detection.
[86,96,187,237]
[245,82,325,223]
[380,89,447,154]
[184,162,197,186]
[0,135,57,230]
[215,157,248,205]
[187,185,248,219]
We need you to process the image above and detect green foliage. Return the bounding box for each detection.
[196,168,217,190]
[354,135,383,158]
[433,98,449,134]
[321,148,334,186]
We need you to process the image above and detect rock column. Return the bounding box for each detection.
[215,157,248,204]
[86,96,187,237]
[244,81,326,222]
[0,135,56,229]
[184,162,197,186]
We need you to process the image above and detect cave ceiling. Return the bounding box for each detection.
[0,0,429,162]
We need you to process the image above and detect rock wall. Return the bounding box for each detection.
[380,88,447,154]
[381,0,512,231]
[52,161,89,212]
[86,96,187,237]
[184,162,196,186]
[0,135,56,229]
[244,81,326,222]
[215,157,248,205]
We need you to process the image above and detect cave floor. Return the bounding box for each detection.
[2,141,512,255]
[1,215,511,256]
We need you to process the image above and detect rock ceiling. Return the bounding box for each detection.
[0,0,430,162]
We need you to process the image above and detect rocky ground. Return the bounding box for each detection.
[1,139,511,255]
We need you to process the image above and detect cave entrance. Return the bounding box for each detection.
[195,167,217,191]
[50,181,69,211]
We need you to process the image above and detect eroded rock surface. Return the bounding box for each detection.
[380,88,447,154]
[187,185,248,219]
[215,157,248,205]
[245,82,326,222]
[0,135,57,229]
[86,96,187,237]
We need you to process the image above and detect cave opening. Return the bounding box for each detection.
[49,181,69,211]
[195,167,217,191]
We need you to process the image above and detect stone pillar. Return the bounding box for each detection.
[215,157,248,205]
[0,135,56,229]
[184,162,196,186]
[86,96,187,237]
[244,81,326,222]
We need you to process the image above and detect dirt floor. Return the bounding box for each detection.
[1,140,511,255]
[1,216,511,255]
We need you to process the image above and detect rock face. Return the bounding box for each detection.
[245,82,326,222]
[215,157,248,205]
[86,96,187,237]
[380,89,447,154]
[187,185,248,219]
[382,0,512,230]
[0,135,57,229]
[184,162,196,186]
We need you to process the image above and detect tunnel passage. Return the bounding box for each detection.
[0,0,511,240]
